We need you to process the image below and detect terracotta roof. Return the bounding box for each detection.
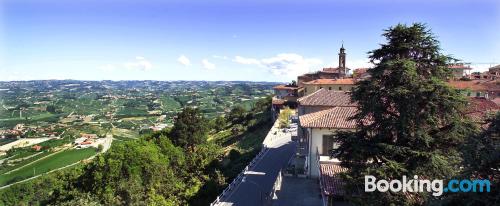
[492,98,500,106]
[449,64,471,69]
[354,68,369,73]
[297,89,356,107]
[320,164,348,196]
[303,78,355,85]
[299,107,357,129]
[465,97,499,122]
[32,145,42,151]
[320,163,423,203]
[489,65,500,70]
[321,67,347,73]
[448,80,500,91]
[466,97,499,113]
[273,84,298,90]
[272,98,285,105]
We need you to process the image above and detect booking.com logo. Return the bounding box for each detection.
[365,175,491,196]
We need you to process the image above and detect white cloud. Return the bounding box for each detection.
[347,59,373,69]
[233,53,323,79]
[202,59,216,70]
[124,56,153,71]
[233,56,261,65]
[212,55,229,60]
[177,55,192,66]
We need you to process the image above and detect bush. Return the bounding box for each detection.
[97,144,104,152]
[278,107,292,128]
[228,149,241,161]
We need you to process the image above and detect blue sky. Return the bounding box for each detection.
[1,0,499,82]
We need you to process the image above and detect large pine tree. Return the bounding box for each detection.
[334,23,476,205]
[442,113,500,205]
[169,107,208,151]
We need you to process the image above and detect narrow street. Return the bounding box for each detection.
[219,123,296,206]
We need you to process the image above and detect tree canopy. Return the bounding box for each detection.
[333,23,476,205]
[169,107,208,150]
[226,105,246,125]
[442,113,500,205]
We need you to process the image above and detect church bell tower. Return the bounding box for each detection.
[338,43,346,76]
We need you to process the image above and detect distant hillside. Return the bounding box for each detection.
[0,96,274,206]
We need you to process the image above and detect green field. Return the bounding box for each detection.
[159,96,181,111]
[0,151,55,174]
[0,112,62,128]
[0,138,16,146]
[111,128,139,141]
[0,148,97,186]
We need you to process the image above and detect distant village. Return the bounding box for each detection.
[271,45,499,204]
[0,122,106,156]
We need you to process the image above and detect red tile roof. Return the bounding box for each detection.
[449,64,472,69]
[273,84,298,90]
[303,78,355,85]
[466,97,499,113]
[489,65,500,71]
[299,107,357,129]
[320,164,348,196]
[355,68,370,71]
[32,145,42,151]
[353,68,369,74]
[321,67,344,73]
[448,80,500,91]
[492,98,500,106]
[297,89,356,107]
[465,97,499,123]
[272,98,285,105]
[320,163,423,203]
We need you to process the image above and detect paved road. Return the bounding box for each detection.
[220,131,296,206]
[272,177,323,206]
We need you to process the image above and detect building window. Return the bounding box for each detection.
[338,87,342,90]
[329,87,332,90]
[320,87,323,89]
[322,135,336,156]
[476,92,481,97]
[467,92,471,96]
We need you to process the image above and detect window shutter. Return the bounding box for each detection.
[322,135,329,155]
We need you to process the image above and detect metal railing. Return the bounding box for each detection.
[210,146,269,206]
[210,117,286,206]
